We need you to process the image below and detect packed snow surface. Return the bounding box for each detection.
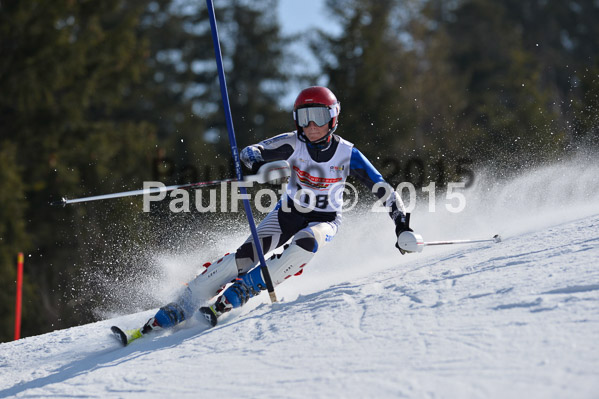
[1,157,599,398]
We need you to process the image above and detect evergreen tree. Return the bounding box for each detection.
[314,0,416,157]
[0,0,158,340]
[126,0,295,181]
[0,143,32,341]
[313,0,472,185]
[200,0,296,166]
[440,0,564,165]
[502,0,599,144]
[0,0,301,340]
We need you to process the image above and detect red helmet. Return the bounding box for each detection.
[293,86,341,143]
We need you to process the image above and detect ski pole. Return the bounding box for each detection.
[51,160,290,206]
[425,235,502,247]
[206,0,278,303]
[397,232,501,253]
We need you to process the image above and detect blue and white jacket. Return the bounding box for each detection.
[241,131,407,227]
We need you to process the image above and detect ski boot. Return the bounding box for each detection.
[199,266,266,327]
[111,302,187,346]
[199,299,229,327]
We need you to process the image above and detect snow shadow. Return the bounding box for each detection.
[0,322,213,397]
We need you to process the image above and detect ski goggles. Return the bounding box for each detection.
[295,105,339,128]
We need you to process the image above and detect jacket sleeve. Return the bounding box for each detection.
[240,132,296,170]
[349,147,408,227]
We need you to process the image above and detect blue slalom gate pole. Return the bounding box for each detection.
[206,0,277,302]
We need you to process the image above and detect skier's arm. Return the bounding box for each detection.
[350,148,413,252]
[240,132,296,172]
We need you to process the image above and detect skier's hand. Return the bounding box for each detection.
[240,146,264,173]
[395,225,414,255]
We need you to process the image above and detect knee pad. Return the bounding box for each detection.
[293,229,318,253]
[235,236,275,274]
[266,242,315,286]
[235,242,257,273]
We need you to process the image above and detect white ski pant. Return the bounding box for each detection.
[176,200,341,317]
[234,200,341,273]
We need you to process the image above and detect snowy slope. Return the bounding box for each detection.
[1,157,599,399]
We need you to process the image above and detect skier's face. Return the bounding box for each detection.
[304,121,329,142]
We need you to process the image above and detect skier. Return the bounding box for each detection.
[117,86,416,343]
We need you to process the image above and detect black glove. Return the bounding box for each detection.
[395,225,414,255]
[394,213,413,255]
[243,161,265,175]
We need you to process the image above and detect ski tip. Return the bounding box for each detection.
[199,306,218,327]
[111,326,128,346]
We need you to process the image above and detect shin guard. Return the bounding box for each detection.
[217,240,315,312]
[165,253,239,323]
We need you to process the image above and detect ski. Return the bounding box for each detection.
[111,325,143,346]
[111,306,218,347]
